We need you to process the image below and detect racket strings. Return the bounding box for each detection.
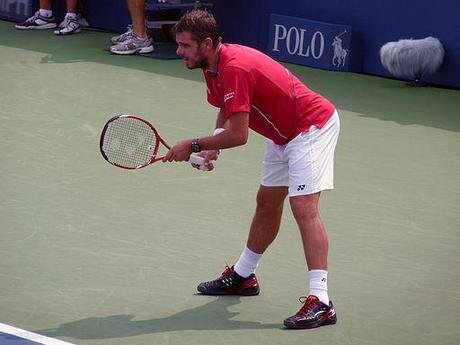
[102,117,158,168]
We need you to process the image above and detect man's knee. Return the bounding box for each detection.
[255,186,287,213]
[289,193,321,221]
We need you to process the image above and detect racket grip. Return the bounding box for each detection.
[189,153,215,171]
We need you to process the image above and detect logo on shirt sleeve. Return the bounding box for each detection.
[224,92,235,102]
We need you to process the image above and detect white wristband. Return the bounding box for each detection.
[213,128,225,136]
[213,128,225,155]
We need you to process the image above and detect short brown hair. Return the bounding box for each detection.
[172,10,220,47]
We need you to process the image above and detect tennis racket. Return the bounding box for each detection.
[99,114,210,170]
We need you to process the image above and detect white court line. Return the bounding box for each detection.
[0,323,76,345]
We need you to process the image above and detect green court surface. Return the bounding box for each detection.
[1,20,459,345]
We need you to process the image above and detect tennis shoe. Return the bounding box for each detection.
[283,295,337,329]
[15,11,57,30]
[54,16,81,35]
[197,265,260,296]
[58,14,88,30]
[111,25,133,45]
[110,34,154,55]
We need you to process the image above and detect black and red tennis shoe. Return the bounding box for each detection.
[197,265,260,296]
[283,295,337,329]
[197,267,336,329]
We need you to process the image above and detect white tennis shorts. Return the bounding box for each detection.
[261,111,340,196]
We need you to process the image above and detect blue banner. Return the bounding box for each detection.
[267,14,352,71]
[0,0,34,21]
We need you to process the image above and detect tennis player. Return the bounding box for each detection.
[163,10,340,330]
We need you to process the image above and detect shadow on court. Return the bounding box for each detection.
[0,21,203,82]
[2,20,459,133]
[36,297,280,340]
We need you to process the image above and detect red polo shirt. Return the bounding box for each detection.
[204,44,335,145]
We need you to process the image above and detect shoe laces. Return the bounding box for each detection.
[27,11,41,23]
[122,31,136,41]
[297,296,318,316]
[215,265,241,288]
[64,18,80,30]
[121,25,133,36]
[220,264,234,278]
[112,27,133,42]
[61,14,78,26]
[199,265,234,290]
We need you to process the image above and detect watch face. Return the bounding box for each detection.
[191,139,201,153]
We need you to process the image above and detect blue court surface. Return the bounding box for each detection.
[0,323,74,345]
[0,333,43,345]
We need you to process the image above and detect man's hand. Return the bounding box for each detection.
[191,150,220,171]
[162,139,192,162]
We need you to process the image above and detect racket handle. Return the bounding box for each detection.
[189,153,215,171]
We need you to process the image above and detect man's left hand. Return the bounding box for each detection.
[191,150,220,171]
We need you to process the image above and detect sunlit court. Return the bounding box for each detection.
[1,2,459,345]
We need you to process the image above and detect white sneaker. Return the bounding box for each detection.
[15,11,57,30]
[58,14,88,29]
[54,16,81,35]
[111,25,133,45]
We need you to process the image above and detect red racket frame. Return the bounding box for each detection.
[99,114,171,170]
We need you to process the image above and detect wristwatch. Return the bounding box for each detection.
[191,139,201,153]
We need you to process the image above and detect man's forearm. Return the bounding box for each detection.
[199,110,249,151]
[215,108,228,129]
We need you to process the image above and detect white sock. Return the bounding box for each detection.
[234,246,262,278]
[39,9,53,18]
[66,12,78,19]
[309,269,329,305]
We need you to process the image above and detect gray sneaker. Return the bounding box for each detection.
[110,35,154,55]
[111,25,133,45]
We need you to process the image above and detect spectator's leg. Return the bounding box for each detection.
[126,0,147,38]
[39,0,52,10]
[66,0,78,14]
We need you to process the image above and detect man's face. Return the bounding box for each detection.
[175,31,209,70]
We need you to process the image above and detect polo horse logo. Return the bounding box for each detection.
[332,30,348,67]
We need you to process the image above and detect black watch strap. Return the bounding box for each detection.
[191,139,201,153]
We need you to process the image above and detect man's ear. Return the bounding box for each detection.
[203,37,214,51]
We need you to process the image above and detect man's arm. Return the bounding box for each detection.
[215,108,227,129]
[162,111,249,162]
[201,110,249,151]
